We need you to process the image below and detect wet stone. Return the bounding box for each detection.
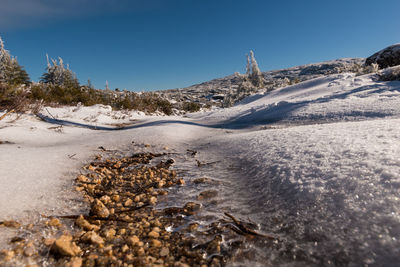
[197,190,218,200]
[0,220,21,228]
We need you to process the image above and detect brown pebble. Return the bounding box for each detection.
[47,218,62,227]
[111,195,120,202]
[100,195,111,204]
[174,262,190,267]
[0,220,21,228]
[148,231,160,238]
[65,257,83,267]
[43,238,56,247]
[90,199,110,218]
[1,249,15,261]
[23,246,35,257]
[149,196,157,205]
[81,231,104,245]
[151,239,162,247]
[76,175,88,183]
[187,223,199,232]
[121,244,129,253]
[102,228,116,240]
[124,198,133,207]
[127,235,140,246]
[75,215,99,231]
[137,247,145,256]
[51,234,81,257]
[160,247,169,257]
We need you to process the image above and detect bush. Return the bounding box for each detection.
[0,83,31,112]
[182,102,201,112]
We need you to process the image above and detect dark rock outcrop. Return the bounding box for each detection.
[366,44,400,68]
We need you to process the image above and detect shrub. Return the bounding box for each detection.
[0,83,31,112]
[182,102,201,112]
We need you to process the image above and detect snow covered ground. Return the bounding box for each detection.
[1,72,400,265]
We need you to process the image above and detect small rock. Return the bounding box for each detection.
[111,195,120,202]
[118,228,127,235]
[159,247,169,257]
[127,235,140,246]
[81,231,104,245]
[177,179,185,185]
[184,202,201,215]
[75,215,99,231]
[187,223,199,232]
[124,198,133,207]
[10,236,25,243]
[146,256,157,264]
[47,218,62,227]
[121,244,129,253]
[100,195,111,204]
[43,238,56,247]
[152,227,161,233]
[0,220,21,228]
[51,234,81,257]
[174,262,190,267]
[197,190,218,200]
[193,177,219,184]
[206,235,222,254]
[137,247,145,256]
[148,231,160,238]
[64,257,83,267]
[76,175,88,183]
[23,247,35,257]
[90,199,110,218]
[1,249,15,261]
[149,196,157,205]
[102,228,116,240]
[151,239,162,247]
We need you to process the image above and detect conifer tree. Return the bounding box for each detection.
[0,36,30,85]
[40,55,79,88]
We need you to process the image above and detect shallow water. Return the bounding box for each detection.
[157,141,400,266]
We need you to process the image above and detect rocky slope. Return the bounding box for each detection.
[366,43,400,68]
[157,58,365,108]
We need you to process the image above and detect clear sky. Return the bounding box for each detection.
[1,0,399,91]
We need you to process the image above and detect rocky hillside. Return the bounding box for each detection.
[157,58,365,108]
[366,43,400,68]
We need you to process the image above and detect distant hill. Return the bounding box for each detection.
[158,58,365,108]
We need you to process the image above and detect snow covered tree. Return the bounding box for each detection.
[40,55,79,88]
[249,50,264,88]
[223,50,265,107]
[0,36,30,85]
[246,54,251,76]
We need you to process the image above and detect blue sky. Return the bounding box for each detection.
[1,0,399,91]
